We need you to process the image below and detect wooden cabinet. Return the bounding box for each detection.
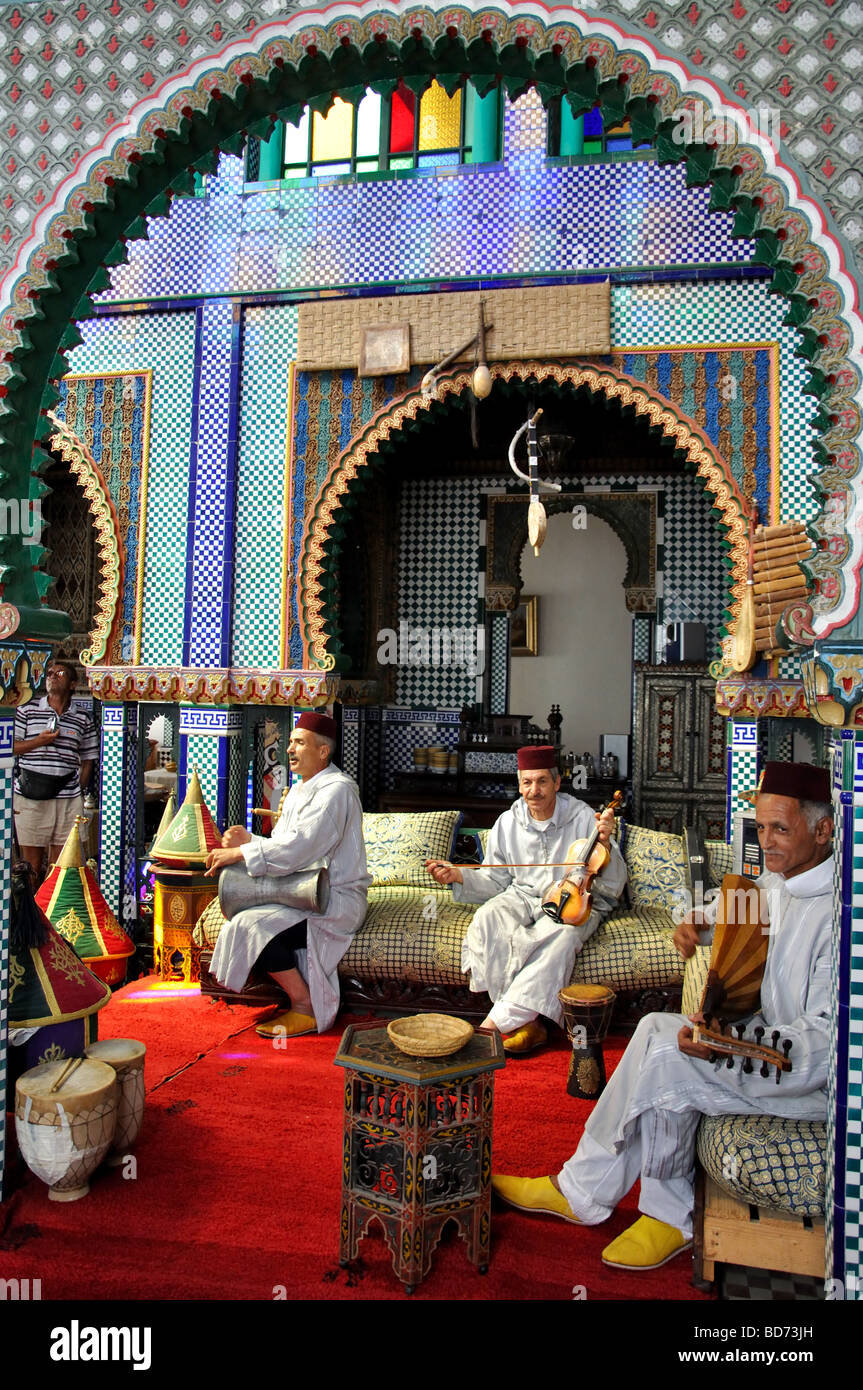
[632,666,727,839]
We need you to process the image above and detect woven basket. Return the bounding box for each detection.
[387,1013,474,1058]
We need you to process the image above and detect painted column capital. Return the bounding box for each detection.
[801,641,863,728]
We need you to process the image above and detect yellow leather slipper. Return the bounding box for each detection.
[601,1215,692,1270]
[256,1009,317,1039]
[502,1020,548,1055]
[492,1174,580,1223]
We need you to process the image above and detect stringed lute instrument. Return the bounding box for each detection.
[693,873,792,1083]
[692,1019,793,1084]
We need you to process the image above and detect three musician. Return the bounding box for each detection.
[491,761,834,1271]
[426,745,626,1055]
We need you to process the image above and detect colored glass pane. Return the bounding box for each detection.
[418,81,462,151]
[356,92,382,158]
[418,151,459,168]
[283,110,310,166]
[312,98,353,163]
[583,108,603,139]
[390,83,415,154]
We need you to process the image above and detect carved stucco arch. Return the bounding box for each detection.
[0,2,860,635]
[488,490,656,615]
[298,359,747,670]
[46,413,125,666]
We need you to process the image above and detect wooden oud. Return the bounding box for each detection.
[699,873,769,1021]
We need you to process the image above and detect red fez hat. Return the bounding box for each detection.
[757,761,831,803]
[295,711,338,742]
[517,744,559,772]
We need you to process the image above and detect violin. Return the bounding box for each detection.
[541,790,625,927]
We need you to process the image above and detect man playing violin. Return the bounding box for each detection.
[491,761,834,1271]
[426,745,626,1055]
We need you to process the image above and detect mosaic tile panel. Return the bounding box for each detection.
[359,706,382,812]
[0,714,12,1195]
[98,704,133,923]
[66,313,197,666]
[187,302,241,668]
[98,144,754,308]
[489,613,509,716]
[234,304,298,668]
[610,282,819,530]
[828,730,863,1295]
[179,707,240,828]
[228,727,248,832]
[727,720,760,845]
[397,478,484,708]
[342,707,360,783]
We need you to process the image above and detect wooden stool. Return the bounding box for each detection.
[693,1167,825,1290]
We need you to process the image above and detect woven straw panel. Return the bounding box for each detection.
[296,283,610,371]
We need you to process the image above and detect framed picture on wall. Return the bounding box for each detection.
[510,595,539,657]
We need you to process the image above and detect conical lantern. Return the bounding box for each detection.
[151,767,221,865]
[36,820,135,987]
[9,866,112,1029]
[148,790,176,855]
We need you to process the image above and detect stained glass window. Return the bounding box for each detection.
[251,80,497,181]
[548,103,653,158]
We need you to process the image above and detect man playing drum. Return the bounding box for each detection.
[426,745,626,1055]
[206,712,369,1039]
[491,761,834,1271]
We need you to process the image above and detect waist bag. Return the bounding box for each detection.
[17,767,78,800]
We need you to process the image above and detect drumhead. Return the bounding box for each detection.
[86,1039,146,1068]
[559,984,615,1003]
[16,1058,118,1116]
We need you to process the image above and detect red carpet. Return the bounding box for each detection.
[1,977,712,1302]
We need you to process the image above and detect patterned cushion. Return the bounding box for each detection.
[705,838,734,886]
[339,893,475,987]
[362,811,462,889]
[620,823,689,909]
[571,905,683,992]
[681,941,710,1015]
[194,896,226,949]
[697,1114,826,1217]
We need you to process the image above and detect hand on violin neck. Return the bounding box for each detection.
[595,806,616,845]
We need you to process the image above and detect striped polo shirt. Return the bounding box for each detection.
[14,697,98,799]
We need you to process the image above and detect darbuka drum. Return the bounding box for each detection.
[85,1039,146,1166]
[15,1058,118,1202]
[558,984,616,1100]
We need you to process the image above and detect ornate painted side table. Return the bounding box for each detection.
[334,1022,506,1294]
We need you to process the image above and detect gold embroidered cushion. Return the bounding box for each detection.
[620,822,688,910]
[362,811,462,889]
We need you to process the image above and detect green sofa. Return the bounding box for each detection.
[196,809,734,1028]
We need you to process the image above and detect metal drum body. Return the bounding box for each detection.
[217,863,330,919]
[15,1058,118,1201]
[86,1038,146,1165]
[558,984,617,1100]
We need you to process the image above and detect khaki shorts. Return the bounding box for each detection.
[14,793,85,850]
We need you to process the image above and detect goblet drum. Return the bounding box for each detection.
[86,1038,146,1165]
[558,984,616,1099]
[15,1058,118,1201]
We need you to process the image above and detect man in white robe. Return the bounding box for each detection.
[207,712,369,1038]
[492,760,835,1270]
[427,745,626,1055]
